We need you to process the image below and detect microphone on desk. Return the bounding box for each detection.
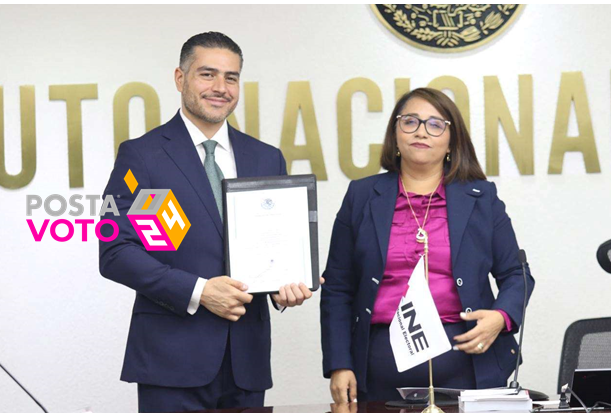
[596,240,611,274]
[508,249,529,392]
[0,361,50,413]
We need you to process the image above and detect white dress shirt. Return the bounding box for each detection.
[180,109,237,315]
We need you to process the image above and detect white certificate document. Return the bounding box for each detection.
[226,186,313,293]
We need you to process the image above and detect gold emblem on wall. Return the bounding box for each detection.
[371,4,524,52]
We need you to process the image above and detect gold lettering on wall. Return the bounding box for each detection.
[279,81,327,180]
[548,72,601,174]
[227,112,239,131]
[113,82,161,156]
[49,84,98,188]
[394,78,411,102]
[0,86,36,189]
[244,82,260,139]
[227,82,260,139]
[484,75,534,176]
[428,76,470,130]
[337,78,383,180]
[2,73,610,190]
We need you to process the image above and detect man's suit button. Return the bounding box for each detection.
[511,349,516,355]
[456,278,463,287]
[365,308,372,315]
[465,307,472,313]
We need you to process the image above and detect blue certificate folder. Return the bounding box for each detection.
[222,174,319,294]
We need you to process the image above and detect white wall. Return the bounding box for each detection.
[1,5,611,413]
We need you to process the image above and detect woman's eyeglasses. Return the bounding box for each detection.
[396,115,451,137]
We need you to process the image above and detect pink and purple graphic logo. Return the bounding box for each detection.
[26,169,191,250]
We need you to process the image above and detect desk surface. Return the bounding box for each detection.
[180,402,611,413]
[181,402,468,413]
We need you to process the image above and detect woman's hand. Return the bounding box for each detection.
[330,369,357,404]
[452,310,505,354]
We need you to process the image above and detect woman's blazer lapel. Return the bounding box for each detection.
[446,180,485,269]
[369,172,399,273]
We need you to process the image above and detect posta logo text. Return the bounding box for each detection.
[26,169,191,250]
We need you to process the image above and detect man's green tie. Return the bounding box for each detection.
[202,140,225,219]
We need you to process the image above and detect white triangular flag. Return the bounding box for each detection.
[389,256,451,372]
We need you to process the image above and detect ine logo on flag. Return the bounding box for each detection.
[389,256,451,372]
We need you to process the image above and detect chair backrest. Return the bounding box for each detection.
[557,317,611,393]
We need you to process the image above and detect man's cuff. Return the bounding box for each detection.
[270,295,286,313]
[494,309,514,332]
[187,278,207,315]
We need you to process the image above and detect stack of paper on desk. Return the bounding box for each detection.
[460,388,533,412]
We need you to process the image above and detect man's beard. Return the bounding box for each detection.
[182,85,237,124]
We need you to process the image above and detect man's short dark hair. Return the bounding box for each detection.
[179,32,243,72]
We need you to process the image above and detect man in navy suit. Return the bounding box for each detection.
[99,32,315,413]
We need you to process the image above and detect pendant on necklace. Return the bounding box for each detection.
[416,228,428,244]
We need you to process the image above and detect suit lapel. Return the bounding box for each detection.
[161,112,223,238]
[229,126,258,178]
[446,181,482,268]
[370,172,399,268]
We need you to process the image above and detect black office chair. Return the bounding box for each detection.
[557,317,611,393]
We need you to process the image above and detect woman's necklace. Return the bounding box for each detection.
[400,174,444,410]
[399,176,441,246]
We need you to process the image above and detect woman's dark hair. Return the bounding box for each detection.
[380,87,486,184]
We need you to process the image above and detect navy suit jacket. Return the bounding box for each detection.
[320,172,535,391]
[99,112,286,390]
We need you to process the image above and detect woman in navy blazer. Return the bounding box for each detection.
[320,88,535,403]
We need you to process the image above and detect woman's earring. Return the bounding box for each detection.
[446,152,451,162]
[396,148,401,157]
